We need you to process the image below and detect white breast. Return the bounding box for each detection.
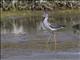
[43,17,58,31]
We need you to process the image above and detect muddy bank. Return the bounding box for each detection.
[1,1,80,11]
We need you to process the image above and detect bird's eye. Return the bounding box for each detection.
[42,17,45,20]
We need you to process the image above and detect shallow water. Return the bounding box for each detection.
[1,12,80,60]
[1,48,80,60]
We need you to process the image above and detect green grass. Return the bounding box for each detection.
[1,9,80,20]
[1,10,42,20]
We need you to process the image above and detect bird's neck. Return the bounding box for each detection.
[43,16,49,25]
[44,16,48,21]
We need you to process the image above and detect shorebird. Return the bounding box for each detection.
[42,10,65,50]
[72,24,80,33]
[72,24,80,39]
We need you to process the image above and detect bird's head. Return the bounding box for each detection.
[43,10,48,18]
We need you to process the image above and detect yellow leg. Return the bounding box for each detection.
[54,32,57,51]
[48,35,51,43]
[47,34,51,51]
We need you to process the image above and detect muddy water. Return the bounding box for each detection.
[1,13,80,60]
